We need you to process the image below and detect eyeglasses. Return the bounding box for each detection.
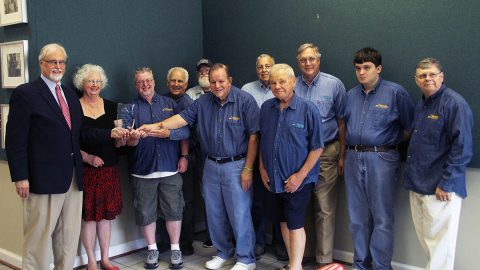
[43,60,67,66]
[415,71,442,80]
[86,80,103,85]
[135,79,154,85]
[298,57,318,64]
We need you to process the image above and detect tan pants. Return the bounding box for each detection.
[410,191,462,270]
[22,177,83,270]
[313,141,339,264]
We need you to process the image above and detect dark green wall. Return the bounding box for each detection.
[202,0,480,167]
[0,0,204,159]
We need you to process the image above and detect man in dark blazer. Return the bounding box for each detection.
[6,43,125,270]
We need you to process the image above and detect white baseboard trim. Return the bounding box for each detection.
[0,247,22,268]
[333,249,424,270]
[74,238,146,268]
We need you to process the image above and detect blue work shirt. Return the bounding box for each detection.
[295,72,346,143]
[180,86,259,157]
[404,85,473,198]
[259,95,324,193]
[241,80,274,108]
[123,93,190,175]
[164,92,194,111]
[344,79,414,146]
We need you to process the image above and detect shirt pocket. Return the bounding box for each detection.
[371,106,391,129]
[316,100,334,119]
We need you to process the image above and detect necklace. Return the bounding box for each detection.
[81,97,102,118]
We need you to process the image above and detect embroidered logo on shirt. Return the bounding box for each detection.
[291,123,304,129]
[427,114,439,120]
[229,116,241,121]
[375,104,389,109]
[162,107,173,112]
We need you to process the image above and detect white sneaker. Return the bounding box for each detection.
[230,262,256,270]
[205,256,233,270]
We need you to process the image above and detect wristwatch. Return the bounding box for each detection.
[180,154,189,160]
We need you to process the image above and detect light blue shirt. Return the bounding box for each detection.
[241,80,274,108]
[295,72,346,143]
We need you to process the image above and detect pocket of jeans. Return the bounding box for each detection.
[376,150,400,162]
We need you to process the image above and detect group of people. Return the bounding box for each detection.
[5,42,472,270]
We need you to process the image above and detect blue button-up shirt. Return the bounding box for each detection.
[259,95,324,193]
[180,86,259,157]
[404,85,473,198]
[295,72,346,143]
[344,79,414,146]
[241,80,274,108]
[164,93,194,111]
[123,93,190,175]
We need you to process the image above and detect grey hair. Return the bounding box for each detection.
[270,63,295,78]
[135,66,154,78]
[416,57,443,71]
[38,43,67,62]
[166,67,189,82]
[296,43,321,60]
[73,64,108,90]
[256,54,275,66]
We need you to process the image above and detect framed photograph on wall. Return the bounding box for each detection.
[1,104,8,149]
[0,40,28,88]
[0,0,27,26]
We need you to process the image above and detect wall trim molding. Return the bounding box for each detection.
[0,247,22,268]
[333,249,424,270]
[74,238,146,267]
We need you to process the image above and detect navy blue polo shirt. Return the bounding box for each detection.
[344,79,414,146]
[179,86,259,157]
[259,95,324,193]
[404,85,473,198]
[123,93,190,175]
[295,72,346,143]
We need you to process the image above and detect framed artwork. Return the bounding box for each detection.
[0,0,27,26]
[0,40,28,88]
[1,104,8,149]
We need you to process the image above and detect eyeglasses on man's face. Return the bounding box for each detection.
[298,57,318,65]
[135,79,154,85]
[415,71,442,80]
[43,60,67,66]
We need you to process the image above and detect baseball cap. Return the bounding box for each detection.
[196,58,213,71]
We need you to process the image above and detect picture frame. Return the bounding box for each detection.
[1,104,9,149]
[0,0,27,26]
[0,40,28,88]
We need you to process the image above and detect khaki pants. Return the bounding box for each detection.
[313,141,339,263]
[22,176,83,270]
[410,191,462,270]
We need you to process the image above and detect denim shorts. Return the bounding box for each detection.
[131,173,184,226]
[273,183,313,230]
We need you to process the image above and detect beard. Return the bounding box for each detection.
[49,70,64,82]
[198,76,210,88]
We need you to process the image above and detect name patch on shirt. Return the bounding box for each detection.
[375,104,389,109]
[228,116,241,121]
[162,107,173,112]
[291,123,304,129]
[427,114,439,120]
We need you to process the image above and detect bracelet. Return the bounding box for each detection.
[180,154,189,160]
[243,166,253,172]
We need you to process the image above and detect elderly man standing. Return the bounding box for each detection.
[6,43,124,270]
[344,48,414,270]
[404,58,473,270]
[158,67,196,255]
[294,43,346,269]
[241,54,287,261]
[140,63,258,270]
[123,67,190,269]
[186,58,213,101]
[259,63,324,270]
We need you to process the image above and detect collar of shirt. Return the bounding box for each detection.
[272,94,299,110]
[301,71,321,87]
[422,84,446,104]
[214,86,237,105]
[41,74,66,104]
[256,80,270,91]
[138,92,160,104]
[361,78,383,95]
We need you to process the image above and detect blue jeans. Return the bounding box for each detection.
[203,158,255,264]
[344,150,400,270]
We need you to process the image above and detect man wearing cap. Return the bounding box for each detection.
[186,58,213,101]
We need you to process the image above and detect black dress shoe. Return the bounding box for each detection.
[203,238,213,248]
[254,245,265,260]
[275,245,289,261]
[181,243,194,256]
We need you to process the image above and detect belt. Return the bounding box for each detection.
[347,145,397,152]
[207,154,245,164]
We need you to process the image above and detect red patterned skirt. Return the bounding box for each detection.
[82,165,123,221]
